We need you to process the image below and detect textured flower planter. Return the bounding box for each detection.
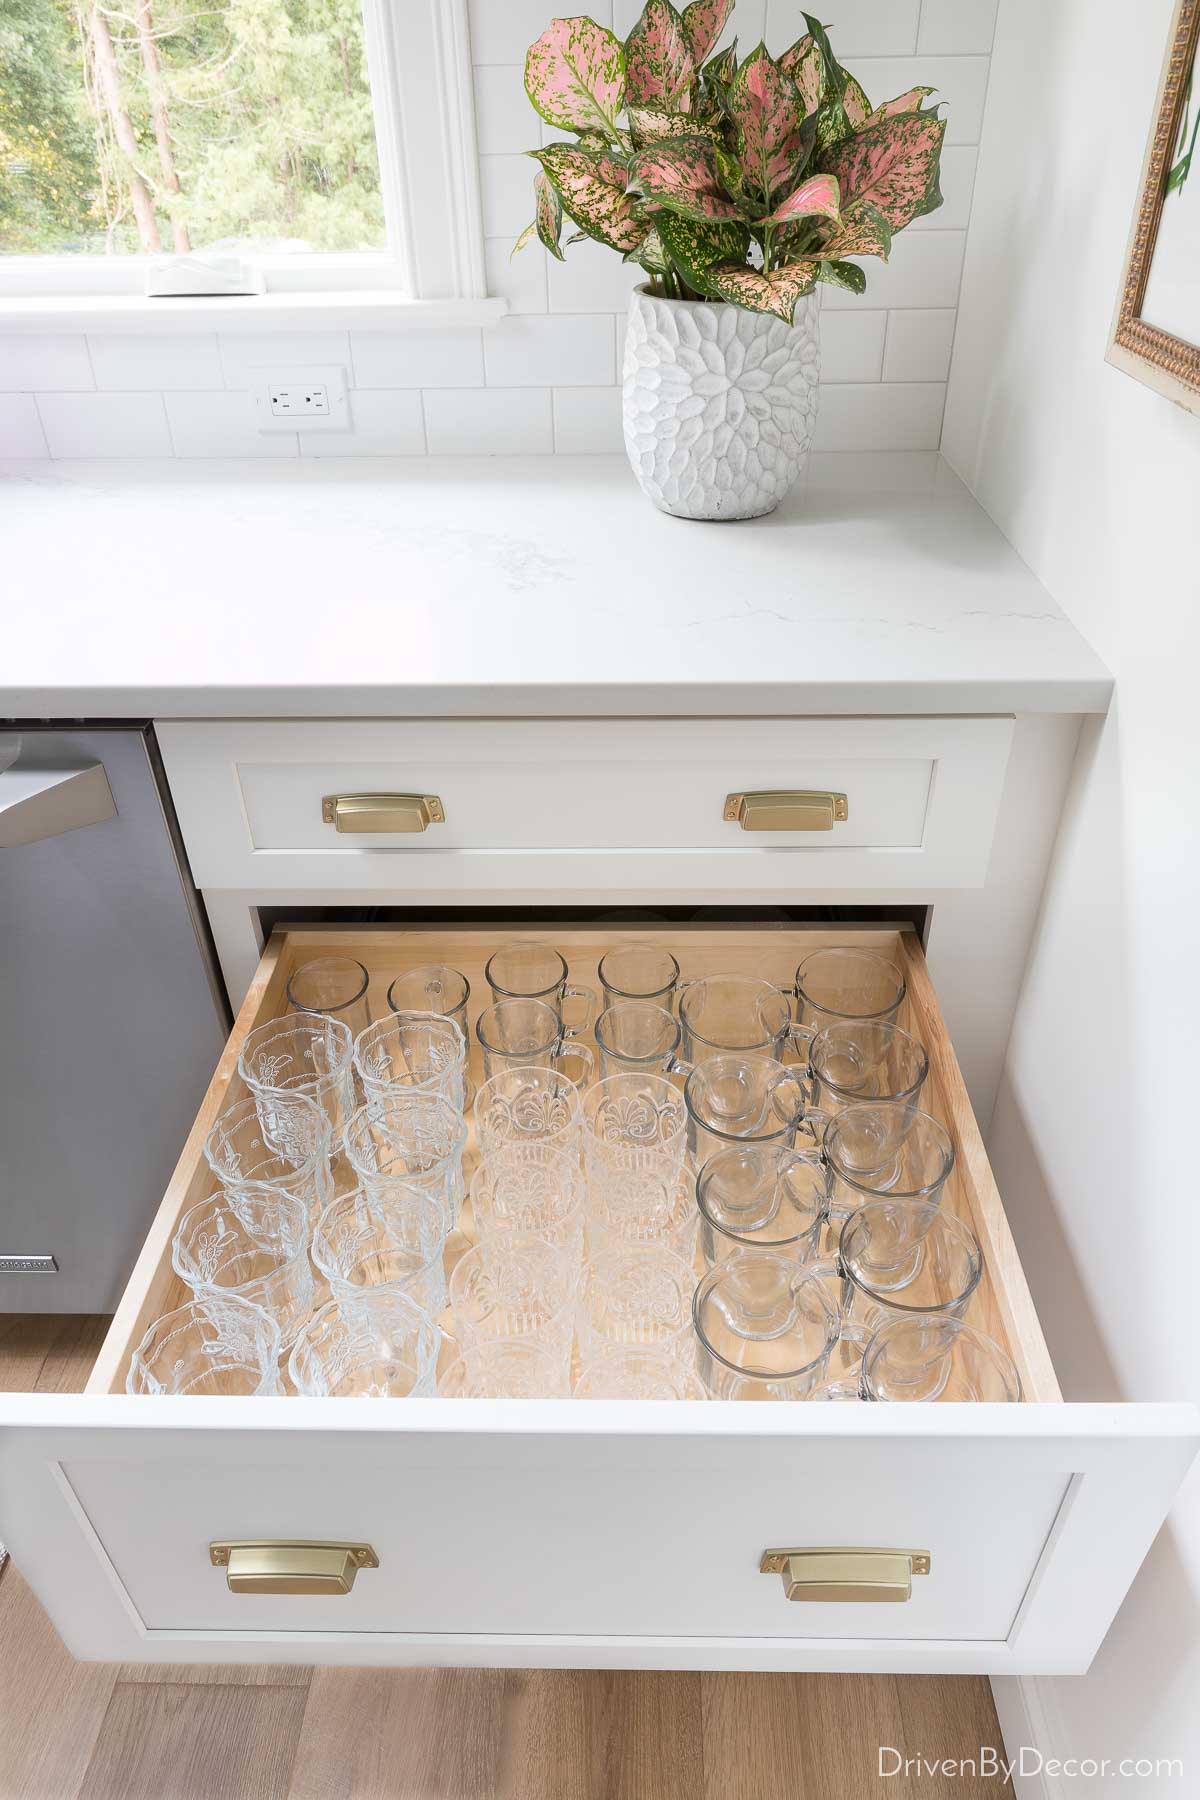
[621,287,820,522]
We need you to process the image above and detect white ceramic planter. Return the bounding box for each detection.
[621,287,820,522]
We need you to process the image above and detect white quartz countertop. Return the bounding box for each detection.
[1,454,1111,719]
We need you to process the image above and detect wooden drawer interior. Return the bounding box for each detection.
[87,924,1061,1404]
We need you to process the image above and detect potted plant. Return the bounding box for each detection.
[515,2,946,520]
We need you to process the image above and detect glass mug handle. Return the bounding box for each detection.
[558,984,598,1038]
[551,1039,595,1091]
[781,1017,818,1100]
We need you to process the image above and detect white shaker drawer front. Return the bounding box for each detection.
[156,717,1014,893]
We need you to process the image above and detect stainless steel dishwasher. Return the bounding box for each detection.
[0,726,228,1313]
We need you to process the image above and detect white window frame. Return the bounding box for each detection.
[0,0,505,330]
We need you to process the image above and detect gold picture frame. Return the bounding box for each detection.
[1108,0,1200,413]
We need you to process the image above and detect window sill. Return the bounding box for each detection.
[0,291,508,334]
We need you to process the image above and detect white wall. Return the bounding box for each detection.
[943,0,1200,1791]
[0,0,996,460]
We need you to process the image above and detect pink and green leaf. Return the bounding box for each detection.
[817,258,867,294]
[817,111,946,230]
[759,170,840,226]
[628,135,742,221]
[816,197,891,260]
[624,0,695,110]
[727,44,811,203]
[842,73,871,129]
[680,0,733,64]
[531,143,648,252]
[656,212,749,290]
[524,17,626,136]
[703,260,818,321]
[535,170,566,259]
[864,86,936,128]
[778,35,823,114]
[628,104,718,148]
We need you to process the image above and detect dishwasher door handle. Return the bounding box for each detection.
[0,759,117,848]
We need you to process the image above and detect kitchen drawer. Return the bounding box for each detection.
[156,718,1014,894]
[0,924,1194,1675]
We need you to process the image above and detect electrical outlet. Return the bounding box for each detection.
[251,365,350,433]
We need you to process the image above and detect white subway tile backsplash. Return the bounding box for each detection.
[0,395,48,457]
[481,155,536,237]
[0,334,92,391]
[220,330,352,388]
[766,0,919,57]
[352,329,484,389]
[548,239,643,313]
[819,309,887,382]
[882,308,956,382]
[299,390,425,457]
[484,314,614,387]
[424,386,553,453]
[909,145,977,232]
[37,392,171,457]
[89,333,223,390]
[917,0,999,56]
[165,390,298,457]
[485,236,548,314]
[842,56,989,144]
[812,382,945,451]
[473,66,532,155]
[553,386,624,453]
[821,231,964,310]
[469,0,609,65]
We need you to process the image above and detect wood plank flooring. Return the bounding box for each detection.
[0,1315,1013,1798]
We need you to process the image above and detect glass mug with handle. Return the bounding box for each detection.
[831,1199,984,1341]
[475,996,594,1089]
[682,1053,819,1170]
[793,946,906,1033]
[797,1018,929,1117]
[597,942,681,1011]
[286,955,373,1039]
[594,1000,694,1081]
[860,1313,1022,1402]
[818,1101,956,1222]
[386,964,471,1046]
[484,941,597,1038]
[691,1249,842,1401]
[695,1143,829,1267]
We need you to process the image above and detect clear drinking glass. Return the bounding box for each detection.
[469,1143,585,1265]
[484,941,597,1035]
[594,1001,692,1080]
[448,1233,576,1377]
[597,943,681,1010]
[288,1291,440,1398]
[695,1144,828,1266]
[584,1152,699,1258]
[353,1010,467,1110]
[475,997,595,1088]
[836,1200,983,1336]
[386,964,471,1046]
[438,1335,567,1398]
[821,1102,955,1221]
[683,1053,813,1168]
[127,1294,283,1396]
[342,1093,467,1232]
[171,1185,314,1349]
[473,1063,584,1158]
[575,1243,696,1359]
[287,956,372,1038]
[581,1073,688,1176]
[311,1184,448,1317]
[691,1251,841,1401]
[793,947,906,1031]
[574,1342,709,1400]
[800,1019,929,1115]
[861,1314,1022,1402]
[203,1092,333,1223]
[677,974,800,1062]
[238,1013,355,1137]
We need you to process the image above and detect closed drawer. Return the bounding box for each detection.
[156,718,1014,893]
[0,923,1194,1675]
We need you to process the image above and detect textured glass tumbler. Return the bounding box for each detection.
[594,1001,692,1080]
[585,1152,699,1258]
[476,997,595,1089]
[438,1335,568,1398]
[287,956,372,1038]
[448,1233,576,1376]
[127,1294,283,1396]
[288,1291,440,1398]
[312,1184,448,1317]
[473,1063,584,1158]
[342,1093,467,1232]
[801,1019,929,1115]
[576,1243,696,1359]
[203,1092,332,1223]
[683,1053,812,1169]
[171,1185,314,1349]
[793,947,906,1031]
[238,1013,355,1138]
[582,1073,687,1177]
[691,1251,841,1401]
[598,943,681,1010]
[386,964,471,1046]
[353,1009,467,1110]
[821,1102,955,1221]
[836,1200,983,1336]
[696,1144,828,1265]
[574,1342,709,1400]
[469,1143,585,1265]
[861,1314,1022,1402]
[484,941,597,1036]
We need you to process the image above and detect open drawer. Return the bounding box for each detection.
[0,923,1194,1674]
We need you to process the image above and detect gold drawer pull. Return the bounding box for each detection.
[759,1546,930,1603]
[321,793,445,834]
[724,790,849,831]
[210,1540,379,1596]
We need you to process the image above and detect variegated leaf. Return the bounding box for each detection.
[628,135,741,221]
[628,104,717,148]
[532,144,647,252]
[511,220,536,258]
[630,225,670,272]
[778,36,823,115]
[801,12,843,98]
[843,74,871,129]
[727,44,810,203]
[703,260,818,321]
[681,0,733,64]
[818,258,867,294]
[703,41,738,87]
[816,198,891,260]
[656,212,749,291]
[625,0,695,110]
[760,171,840,227]
[864,86,936,128]
[817,112,946,231]
[525,17,625,135]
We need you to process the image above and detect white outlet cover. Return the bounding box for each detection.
[250,364,350,433]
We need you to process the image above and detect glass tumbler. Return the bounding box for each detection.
[801,1019,929,1116]
[287,955,372,1038]
[678,975,800,1062]
[438,1336,569,1398]
[473,1063,584,1158]
[584,1151,699,1259]
[448,1233,576,1378]
[598,942,681,1010]
[861,1314,1022,1402]
[469,1143,585,1265]
[793,947,906,1032]
[582,1073,688,1176]
[692,1251,841,1401]
[683,1053,812,1169]
[311,1184,448,1317]
[821,1102,955,1221]
[476,997,595,1089]
[836,1200,983,1337]
[575,1243,696,1359]
[171,1185,314,1350]
[288,1291,440,1398]
[386,964,471,1046]
[696,1144,828,1266]
[594,1001,692,1081]
[342,1093,467,1232]
[484,941,597,1036]
[127,1294,283,1396]
[203,1092,332,1223]
[238,1013,355,1138]
[574,1342,709,1400]
[353,1010,467,1110]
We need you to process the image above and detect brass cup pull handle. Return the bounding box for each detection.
[725,790,848,832]
[210,1540,379,1596]
[760,1546,930,1603]
[322,793,445,834]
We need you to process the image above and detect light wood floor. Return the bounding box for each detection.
[0,1315,1011,1798]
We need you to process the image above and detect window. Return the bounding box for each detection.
[0,0,494,313]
